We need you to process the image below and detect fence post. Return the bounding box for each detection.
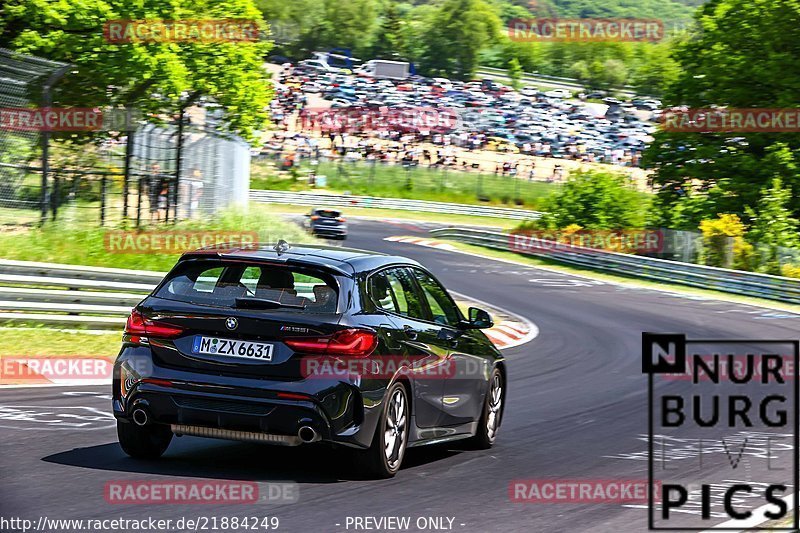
[122,108,135,220]
[51,172,60,221]
[171,111,185,224]
[100,175,107,225]
[136,176,143,227]
[173,91,203,223]
[39,65,70,226]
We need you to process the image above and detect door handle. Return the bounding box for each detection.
[403,325,418,340]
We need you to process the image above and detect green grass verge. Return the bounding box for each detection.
[251,159,555,210]
[0,327,120,357]
[0,206,311,270]
[437,239,800,314]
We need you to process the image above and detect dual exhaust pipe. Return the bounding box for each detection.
[132,406,320,444]
[298,425,320,444]
[132,407,149,427]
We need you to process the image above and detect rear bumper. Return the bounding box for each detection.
[311,224,347,236]
[113,355,385,449]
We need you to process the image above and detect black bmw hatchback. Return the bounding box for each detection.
[113,241,505,477]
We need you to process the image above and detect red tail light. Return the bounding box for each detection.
[141,378,173,387]
[336,217,346,222]
[310,215,320,220]
[125,309,184,343]
[285,328,378,357]
[276,392,310,401]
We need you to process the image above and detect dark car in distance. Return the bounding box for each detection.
[304,208,348,240]
[113,242,505,477]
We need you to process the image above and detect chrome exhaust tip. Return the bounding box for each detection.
[132,407,149,426]
[298,425,320,443]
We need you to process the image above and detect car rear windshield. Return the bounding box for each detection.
[316,210,340,218]
[153,260,339,313]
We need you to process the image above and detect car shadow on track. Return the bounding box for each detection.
[42,438,470,483]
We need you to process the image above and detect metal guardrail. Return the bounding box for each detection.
[430,227,800,305]
[475,67,639,98]
[250,190,541,220]
[0,259,161,329]
[477,67,586,89]
[0,259,361,328]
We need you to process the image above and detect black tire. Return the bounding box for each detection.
[468,368,504,449]
[117,420,173,459]
[357,382,409,478]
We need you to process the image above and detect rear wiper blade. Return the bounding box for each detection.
[234,297,306,310]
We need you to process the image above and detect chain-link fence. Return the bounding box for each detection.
[125,122,250,226]
[0,49,251,229]
[0,48,69,226]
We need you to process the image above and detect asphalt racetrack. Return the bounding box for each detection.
[1,217,798,532]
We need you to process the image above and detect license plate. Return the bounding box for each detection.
[192,336,274,361]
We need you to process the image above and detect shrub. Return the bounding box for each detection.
[698,214,754,269]
[536,170,648,230]
[781,264,800,279]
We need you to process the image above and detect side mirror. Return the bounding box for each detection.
[464,307,493,329]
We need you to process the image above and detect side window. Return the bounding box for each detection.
[368,268,425,319]
[193,267,224,293]
[240,266,261,294]
[411,269,460,326]
[369,271,398,312]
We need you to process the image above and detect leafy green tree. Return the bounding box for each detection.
[537,171,648,230]
[2,0,271,141]
[319,0,379,58]
[644,0,800,224]
[256,0,325,58]
[371,3,407,60]
[595,58,627,90]
[746,178,800,273]
[418,0,502,80]
[630,40,680,96]
[747,178,800,249]
[569,60,591,86]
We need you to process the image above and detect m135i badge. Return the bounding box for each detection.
[280,325,309,333]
